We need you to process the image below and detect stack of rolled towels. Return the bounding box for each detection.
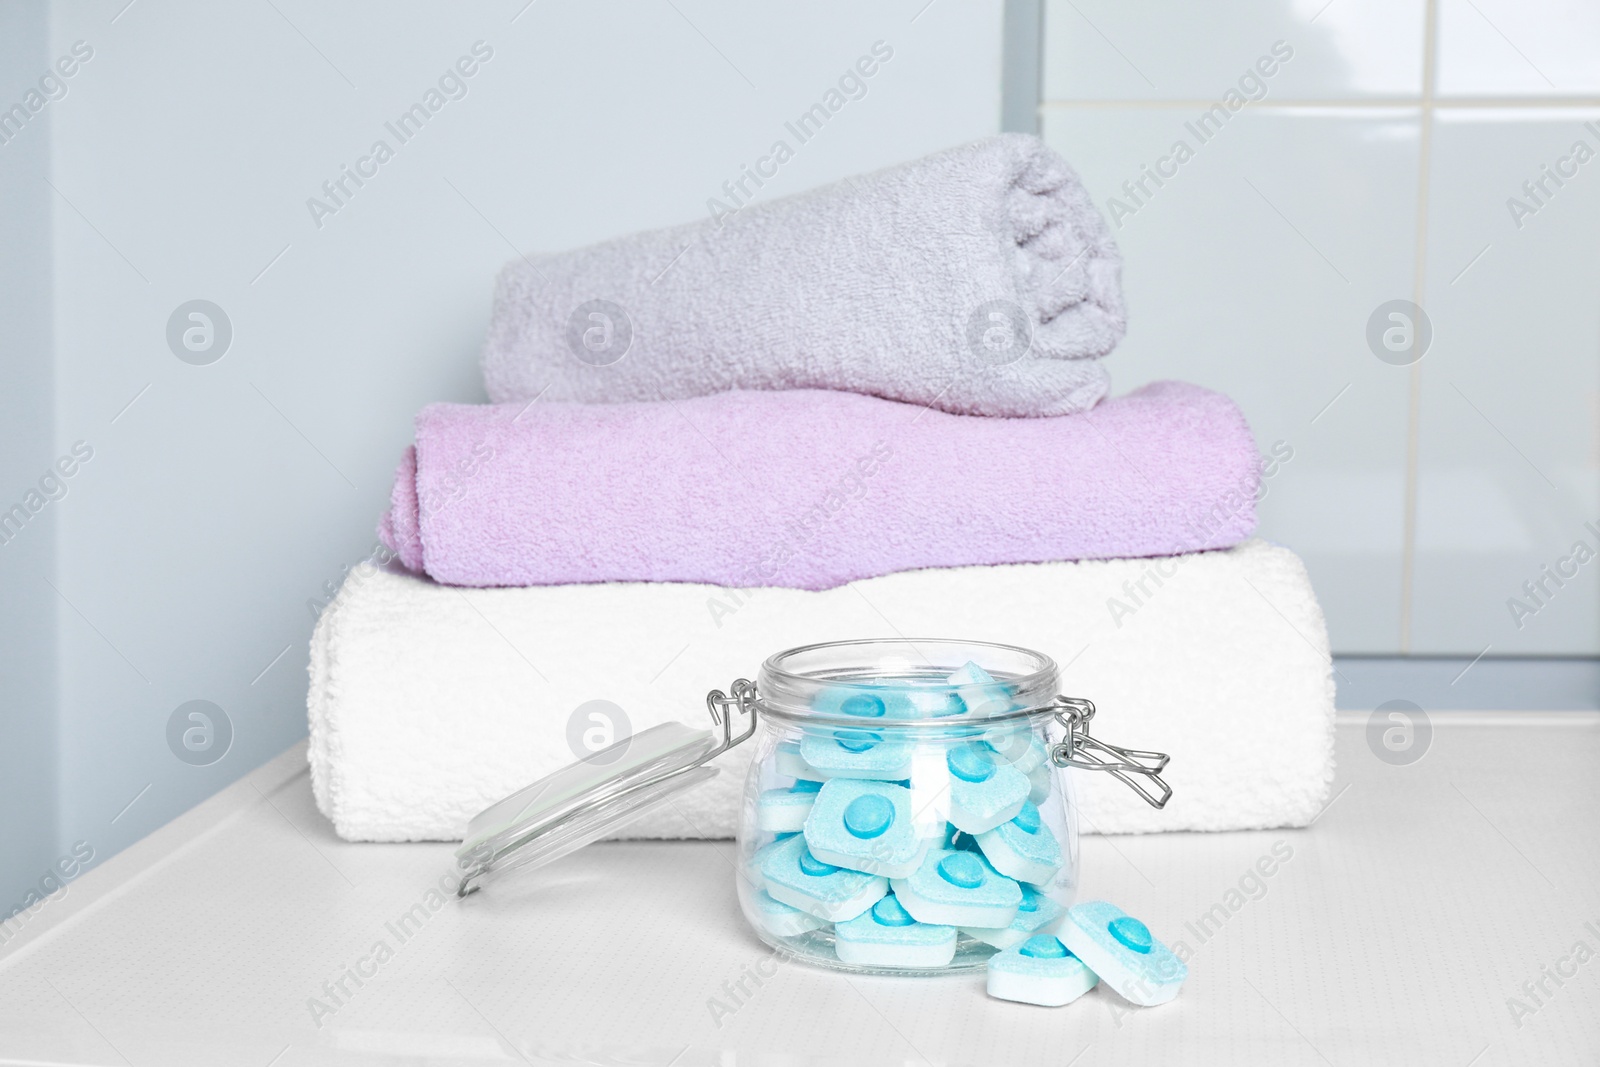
[309,134,1334,844]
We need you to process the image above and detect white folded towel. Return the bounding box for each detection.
[308,539,1333,842]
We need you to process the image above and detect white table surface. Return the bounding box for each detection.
[2,713,1598,1067]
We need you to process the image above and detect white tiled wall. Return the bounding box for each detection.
[1043,0,1600,654]
[1414,109,1600,654]
[1044,0,1427,100]
[1436,0,1600,98]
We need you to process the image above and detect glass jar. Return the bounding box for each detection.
[453,637,1169,978]
[728,638,1167,975]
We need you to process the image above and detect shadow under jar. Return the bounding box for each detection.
[728,638,1170,976]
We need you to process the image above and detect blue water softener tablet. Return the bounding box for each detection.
[802,779,927,878]
[774,740,827,782]
[812,686,920,720]
[944,740,1030,833]
[986,934,1099,1006]
[834,892,958,968]
[1026,763,1052,804]
[975,800,1063,885]
[760,834,888,922]
[948,662,1047,797]
[757,778,823,832]
[799,686,917,779]
[799,727,915,781]
[745,831,800,890]
[750,888,830,938]
[905,688,968,717]
[1059,901,1187,1006]
[977,722,1049,774]
[948,661,1013,716]
[890,848,1021,928]
[961,882,1064,949]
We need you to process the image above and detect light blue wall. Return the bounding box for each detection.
[12,0,1005,902]
[0,0,61,923]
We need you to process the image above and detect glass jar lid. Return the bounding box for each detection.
[453,683,758,896]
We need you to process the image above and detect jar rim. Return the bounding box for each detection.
[756,637,1060,727]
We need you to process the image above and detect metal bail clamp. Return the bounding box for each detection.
[1048,696,1173,809]
[706,678,760,747]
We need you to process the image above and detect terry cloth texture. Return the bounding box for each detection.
[379,382,1260,590]
[308,539,1335,842]
[481,134,1125,418]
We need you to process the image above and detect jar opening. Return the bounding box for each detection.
[757,638,1059,727]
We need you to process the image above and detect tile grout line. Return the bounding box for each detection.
[1399,0,1440,655]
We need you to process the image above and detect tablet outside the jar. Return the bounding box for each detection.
[889,848,1021,928]
[975,800,1063,885]
[944,741,1030,833]
[803,779,927,878]
[986,934,1099,1006]
[1059,901,1187,1006]
[961,882,1064,949]
[834,892,958,968]
[761,834,888,922]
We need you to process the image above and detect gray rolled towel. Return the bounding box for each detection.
[481,134,1125,418]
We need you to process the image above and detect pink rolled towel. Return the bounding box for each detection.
[380,383,1260,590]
